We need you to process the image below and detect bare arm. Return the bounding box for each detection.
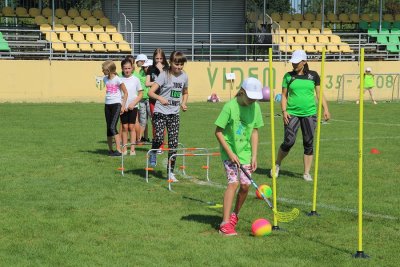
[120,83,128,114]
[281,88,291,125]
[145,75,154,87]
[315,85,331,121]
[148,82,168,105]
[215,127,240,166]
[250,128,259,171]
[181,87,188,112]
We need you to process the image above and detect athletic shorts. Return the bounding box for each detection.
[223,160,252,185]
[120,108,138,124]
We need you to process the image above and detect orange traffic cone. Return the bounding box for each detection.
[370,148,380,154]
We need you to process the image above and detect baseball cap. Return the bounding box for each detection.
[289,50,307,64]
[366,67,372,72]
[135,54,148,62]
[143,59,153,67]
[241,77,263,100]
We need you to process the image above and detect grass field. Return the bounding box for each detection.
[0,101,399,266]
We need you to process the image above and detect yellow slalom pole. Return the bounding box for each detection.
[309,48,325,216]
[354,48,368,258]
[268,48,278,228]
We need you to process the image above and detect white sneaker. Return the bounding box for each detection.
[303,173,313,182]
[130,151,136,156]
[270,164,280,178]
[122,151,128,156]
[169,173,179,182]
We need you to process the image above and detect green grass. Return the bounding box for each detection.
[0,102,399,266]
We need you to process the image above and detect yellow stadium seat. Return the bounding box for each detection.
[93,9,105,19]
[301,21,312,29]
[85,32,98,42]
[314,44,324,53]
[309,28,320,35]
[72,32,85,42]
[329,35,341,44]
[286,28,297,35]
[313,21,323,29]
[293,13,303,21]
[67,24,78,32]
[45,32,59,42]
[61,16,73,26]
[290,21,301,29]
[291,44,303,51]
[395,14,400,21]
[92,25,104,33]
[371,13,379,21]
[59,32,72,42]
[298,28,308,35]
[318,35,330,44]
[326,44,340,53]
[106,42,120,52]
[350,13,360,23]
[282,13,292,21]
[278,20,289,29]
[279,44,292,53]
[270,12,281,22]
[280,35,294,44]
[98,33,111,42]
[92,43,107,52]
[42,7,52,18]
[339,13,351,23]
[105,25,117,33]
[360,14,372,22]
[111,33,124,42]
[48,16,60,24]
[40,23,51,32]
[339,44,354,53]
[29,7,40,17]
[16,7,29,17]
[78,41,93,52]
[316,14,323,20]
[99,17,111,27]
[322,28,332,34]
[79,24,91,33]
[304,13,315,21]
[295,35,306,44]
[327,13,339,23]
[55,8,66,18]
[52,42,66,52]
[73,16,85,26]
[306,35,318,44]
[80,9,91,19]
[53,24,65,32]
[383,14,394,22]
[2,6,15,16]
[65,41,80,52]
[86,17,98,27]
[67,8,80,19]
[303,44,316,53]
[35,16,48,25]
[118,42,132,53]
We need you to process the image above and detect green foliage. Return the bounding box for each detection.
[0,102,399,266]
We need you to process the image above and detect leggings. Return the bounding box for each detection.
[105,103,121,137]
[152,112,180,173]
[280,115,317,155]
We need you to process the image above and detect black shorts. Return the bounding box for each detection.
[120,108,138,124]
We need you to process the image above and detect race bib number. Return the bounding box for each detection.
[170,90,181,98]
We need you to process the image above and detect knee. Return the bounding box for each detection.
[239,184,250,193]
[303,140,314,155]
[280,141,294,153]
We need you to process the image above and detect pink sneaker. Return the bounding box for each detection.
[229,213,239,227]
[219,222,237,236]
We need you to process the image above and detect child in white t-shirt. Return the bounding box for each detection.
[120,58,143,156]
[102,60,128,157]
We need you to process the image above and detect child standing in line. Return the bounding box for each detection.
[215,77,264,236]
[147,51,188,182]
[120,58,143,156]
[357,67,377,104]
[138,59,153,142]
[102,60,128,157]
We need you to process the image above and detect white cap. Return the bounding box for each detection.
[143,59,153,67]
[366,67,372,72]
[289,50,307,64]
[241,77,263,100]
[135,54,148,62]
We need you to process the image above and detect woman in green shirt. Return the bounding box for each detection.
[356,67,377,104]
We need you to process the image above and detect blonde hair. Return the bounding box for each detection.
[102,60,117,75]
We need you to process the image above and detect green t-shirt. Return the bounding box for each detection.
[282,70,320,117]
[214,99,264,164]
[364,74,375,88]
[133,69,149,100]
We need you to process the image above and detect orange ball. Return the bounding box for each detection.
[255,184,272,199]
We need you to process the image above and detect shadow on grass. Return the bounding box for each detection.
[254,167,302,179]
[83,149,111,155]
[124,168,167,181]
[181,214,221,230]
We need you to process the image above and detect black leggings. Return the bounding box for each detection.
[280,115,317,155]
[105,103,121,137]
[152,112,180,173]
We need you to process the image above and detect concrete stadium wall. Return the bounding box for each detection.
[0,60,399,103]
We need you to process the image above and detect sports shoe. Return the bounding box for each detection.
[303,173,313,182]
[169,173,179,182]
[219,222,237,236]
[356,100,360,104]
[149,152,157,167]
[122,151,128,156]
[270,164,280,178]
[108,150,114,156]
[229,213,239,227]
[130,151,136,156]
[373,101,377,104]
[156,149,163,155]
[110,151,122,157]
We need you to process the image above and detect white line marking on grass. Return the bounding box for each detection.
[189,178,398,220]
[331,119,400,127]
